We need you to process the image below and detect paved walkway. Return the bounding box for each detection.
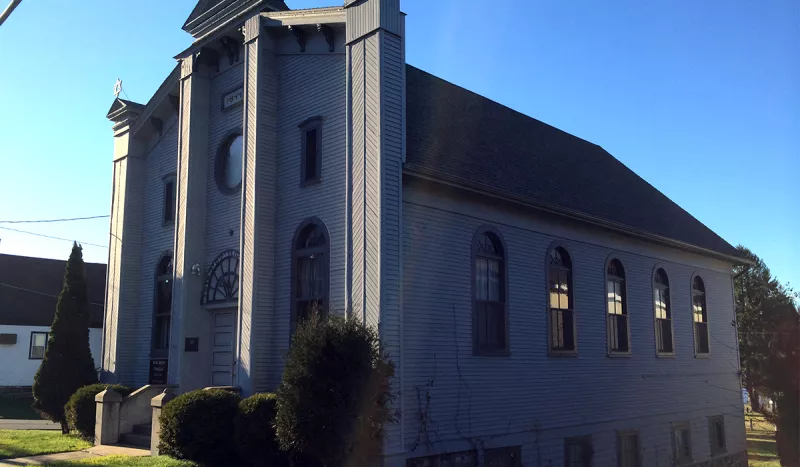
[0,420,59,431]
[0,445,149,466]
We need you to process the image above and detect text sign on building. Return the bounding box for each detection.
[149,359,168,385]
[222,88,243,110]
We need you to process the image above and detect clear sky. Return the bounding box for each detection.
[0,0,796,288]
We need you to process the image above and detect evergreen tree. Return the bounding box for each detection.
[32,243,98,433]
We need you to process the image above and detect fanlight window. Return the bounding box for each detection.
[201,249,240,305]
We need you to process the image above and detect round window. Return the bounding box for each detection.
[216,134,243,194]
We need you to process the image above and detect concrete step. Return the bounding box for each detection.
[120,432,151,448]
[132,423,151,435]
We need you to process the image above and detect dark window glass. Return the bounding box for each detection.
[672,424,692,464]
[29,332,48,359]
[565,437,592,467]
[709,416,726,455]
[693,276,709,354]
[304,128,318,181]
[607,259,629,352]
[153,255,173,352]
[549,247,575,352]
[618,432,640,467]
[163,179,175,223]
[654,268,673,353]
[474,230,507,354]
[294,221,328,326]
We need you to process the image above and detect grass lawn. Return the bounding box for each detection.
[746,411,780,467]
[47,455,197,466]
[0,429,91,460]
[0,394,42,420]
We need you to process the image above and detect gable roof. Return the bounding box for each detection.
[404,65,740,260]
[182,0,289,36]
[0,254,106,327]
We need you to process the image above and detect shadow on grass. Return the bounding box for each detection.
[0,395,42,421]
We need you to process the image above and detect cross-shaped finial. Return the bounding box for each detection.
[113,79,123,98]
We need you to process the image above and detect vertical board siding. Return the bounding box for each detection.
[266,52,347,389]
[130,120,179,386]
[103,160,123,375]
[363,33,381,328]
[350,40,365,322]
[205,64,244,267]
[401,187,745,466]
[345,0,400,43]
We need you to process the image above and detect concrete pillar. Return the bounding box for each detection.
[169,50,213,391]
[94,389,122,446]
[237,14,278,396]
[149,390,175,456]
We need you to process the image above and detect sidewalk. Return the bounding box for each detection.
[0,420,60,431]
[0,445,149,466]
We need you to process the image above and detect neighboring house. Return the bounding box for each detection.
[0,254,105,387]
[101,1,747,465]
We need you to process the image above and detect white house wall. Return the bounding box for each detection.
[0,325,102,387]
[400,182,745,466]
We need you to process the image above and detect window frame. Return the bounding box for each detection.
[616,430,641,467]
[150,251,173,359]
[161,173,176,226]
[671,421,693,465]
[471,226,510,357]
[290,217,330,336]
[708,415,726,456]
[652,266,675,357]
[564,435,593,467]
[691,274,711,357]
[605,256,631,357]
[28,331,48,360]
[547,243,577,356]
[214,130,244,195]
[298,116,323,187]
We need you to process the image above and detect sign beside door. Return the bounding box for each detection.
[149,358,168,385]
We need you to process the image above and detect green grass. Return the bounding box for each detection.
[0,429,91,459]
[746,410,780,467]
[47,455,197,467]
[0,394,42,420]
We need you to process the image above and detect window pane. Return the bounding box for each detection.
[549,269,560,309]
[563,310,574,350]
[33,333,46,347]
[305,128,318,180]
[620,433,640,467]
[551,309,564,349]
[297,256,324,299]
[224,136,243,188]
[560,271,571,309]
[695,322,709,353]
[476,258,488,300]
[487,259,500,301]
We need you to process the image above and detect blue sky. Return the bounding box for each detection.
[0,0,796,288]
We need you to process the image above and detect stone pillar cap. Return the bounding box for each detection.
[151,390,176,408]
[95,388,122,403]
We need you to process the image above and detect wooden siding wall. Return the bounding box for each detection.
[401,184,745,466]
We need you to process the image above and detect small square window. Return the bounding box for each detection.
[29,332,48,359]
[617,431,640,467]
[163,176,176,224]
[299,117,322,186]
[671,422,692,465]
[708,416,726,456]
[565,436,592,467]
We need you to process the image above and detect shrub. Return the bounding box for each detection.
[235,393,287,467]
[159,389,240,466]
[275,313,395,467]
[65,383,133,440]
[33,244,98,433]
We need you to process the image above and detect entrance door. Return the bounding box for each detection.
[211,311,235,386]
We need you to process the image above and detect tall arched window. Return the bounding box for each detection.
[607,258,630,354]
[292,219,329,328]
[152,254,173,356]
[472,228,508,355]
[653,268,673,354]
[548,246,575,353]
[693,276,709,354]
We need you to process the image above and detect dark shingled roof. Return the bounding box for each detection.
[0,254,105,327]
[183,0,289,32]
[405,65,739,259]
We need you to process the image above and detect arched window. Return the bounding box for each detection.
[693,276,709,354]
[548,246,575,353]
[607,258,629,354]
[152,254,173,356]
[292,219,329,328]
[653,268,673,354]
[473,229,508,355]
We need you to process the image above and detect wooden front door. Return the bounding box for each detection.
[211,310,235,386]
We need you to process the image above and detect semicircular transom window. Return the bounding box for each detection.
[202,249,240,305]
[216,135,243,194]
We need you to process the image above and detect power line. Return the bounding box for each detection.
[0,282,104,307]
[0,226,107,248]
[0,215,109,224]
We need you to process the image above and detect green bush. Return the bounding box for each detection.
[65,383,132,440]
[275,313,395,467]
[235,393,287,467]
[159,389,240,466]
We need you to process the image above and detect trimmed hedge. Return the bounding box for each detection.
[235,393,287,467]
[159,389,240,466]
[65,383,133,440]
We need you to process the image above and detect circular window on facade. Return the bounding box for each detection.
[216,134,243,194]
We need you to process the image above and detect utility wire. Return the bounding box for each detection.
[0,282,104,307]
[0,215,109,224]
[0,226,107,248]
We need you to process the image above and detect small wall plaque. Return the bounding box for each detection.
[149,359,168,384]
[0,333,17,345]
[222,88,243,110]
[185,337,199,352]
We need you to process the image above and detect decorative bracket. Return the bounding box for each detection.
[288,25,306,53]
[219,36,240,64]
[168,94,179,113]
[149,117,163,136]
[317,24,334,52]
[197,46,220,72]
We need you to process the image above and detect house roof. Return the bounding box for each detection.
[405,65,740,260]
[182,0,289,36]
[0,254,105,328]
